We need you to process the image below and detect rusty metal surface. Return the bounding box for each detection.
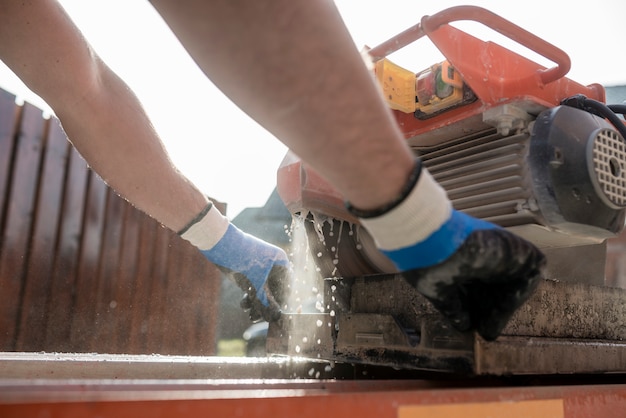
[1,374,626,418]
[0,88,223,355]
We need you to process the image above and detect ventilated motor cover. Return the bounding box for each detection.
[528,105,626,237]
[416,104,626,246]
[298,105,626,278]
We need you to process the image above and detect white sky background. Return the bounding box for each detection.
[0,0,625,219]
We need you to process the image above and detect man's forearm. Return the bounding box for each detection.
[150,0,416,212]
[0,0,208,231]
[54,63,209,231]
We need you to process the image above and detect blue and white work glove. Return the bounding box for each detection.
[350,160,546,341]
[179,203,291,322]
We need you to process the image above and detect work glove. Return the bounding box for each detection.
[200,224,291,322]
[387,211,545,341]
[355,163,546,341]
[179,203,291,323]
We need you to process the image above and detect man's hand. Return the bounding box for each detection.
[355,163,547,341]
[400,226,545,341]
[200,224,291,322]
[236,262,291,323]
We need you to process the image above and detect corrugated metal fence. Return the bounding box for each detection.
[0,88,221,355]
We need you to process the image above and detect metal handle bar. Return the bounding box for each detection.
[367,5,570,85]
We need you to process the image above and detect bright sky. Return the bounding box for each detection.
[0,0,625,219]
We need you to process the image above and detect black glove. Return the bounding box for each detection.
[401,227,545,341]
[234,263,291,323]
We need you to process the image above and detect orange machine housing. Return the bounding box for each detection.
[277,6,605,223]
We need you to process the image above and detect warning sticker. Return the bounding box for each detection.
[398,399,564,418]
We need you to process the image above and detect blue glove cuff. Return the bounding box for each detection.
[382,210,498,271]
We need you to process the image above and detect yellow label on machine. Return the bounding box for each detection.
[398,398,564,418]
[375,58,417,113]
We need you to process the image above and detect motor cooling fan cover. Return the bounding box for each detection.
[528,105,626,237]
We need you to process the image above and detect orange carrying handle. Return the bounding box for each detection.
[367,5,571,86]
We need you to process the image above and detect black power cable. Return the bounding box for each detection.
[608,104,626,115]
[561,94,626,140]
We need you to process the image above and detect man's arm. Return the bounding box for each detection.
[0,0,207,232]
[149,0,417,213]
[0,0,293,322]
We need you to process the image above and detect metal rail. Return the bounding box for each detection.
[0,352,625,418]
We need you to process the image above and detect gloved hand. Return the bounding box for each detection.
[179,203,291,322]
[199,224,291,322]
[355,163,546,341]
[386,210,545,341]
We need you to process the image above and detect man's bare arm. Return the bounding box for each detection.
[0,0,207,231]
[149,0,416,212]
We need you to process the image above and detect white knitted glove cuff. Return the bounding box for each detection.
[359,169,452,251]
[179,204,230,251]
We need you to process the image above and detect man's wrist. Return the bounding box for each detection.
[358,167,452,252]
[179,203,230,251]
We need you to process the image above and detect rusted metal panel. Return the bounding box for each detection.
[44,147,89,351]
[184,249,221,355]
[110,200,141,352]
[156,237,220,356]
[0,90,20,230]
[69,171,108,351]
[127,215,158,354]
[0,89,221,355]
[159,232,186,354]
[89,189,125,353]
[161,236,218,355]
[14,118,69,351]
[0,102,47,350]
[144,225,172,352]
